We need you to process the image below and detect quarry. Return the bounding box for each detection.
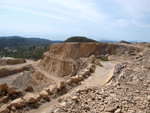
[0,42,150,113]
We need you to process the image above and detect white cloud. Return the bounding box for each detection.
[0,0,107,24]
[108,19,130,27]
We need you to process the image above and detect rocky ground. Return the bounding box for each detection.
[50,50,150,113]
[0,43,149,113]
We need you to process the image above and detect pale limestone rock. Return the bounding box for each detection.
[57,81,65,90]
[8,98,25,108]
[66,79,71,84]
[71,96,78,101]
[23,93,41,104]
[0,104,9,113]
[77,75,83,81]
[80,69,90,76]
[71,76,79,83]
[114,108,121,113]
[40,90,49,99]
[49,85,57,94]
[60,102,67,107]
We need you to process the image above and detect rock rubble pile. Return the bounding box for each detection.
[51,50,150,113]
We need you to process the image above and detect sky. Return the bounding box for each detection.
[0,0,150,42]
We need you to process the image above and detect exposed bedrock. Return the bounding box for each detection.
[39,43,143,77]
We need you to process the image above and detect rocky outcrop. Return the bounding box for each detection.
[0,58,26,66]
[39,43,142,77]
[0,64,31,78]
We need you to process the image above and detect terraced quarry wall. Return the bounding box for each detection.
[39,43,143,77]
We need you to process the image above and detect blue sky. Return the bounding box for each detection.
[0,0,150,42]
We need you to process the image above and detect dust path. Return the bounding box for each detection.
[28,61,118,113]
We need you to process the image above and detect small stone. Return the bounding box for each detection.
[77,75,83,81]
[115,108,121,113]
[58,98,63,103]
[60,102,67,107]
[11,106,16,111]
[71,96,78,101]
[66,79,71,85]
[147,95,150,101]
[25,86,33,92]
[106,107,117,112]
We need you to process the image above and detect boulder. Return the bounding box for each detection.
[8,98,25,108]
[25,86,33,92]
[23,93,41,104]
[0,96,9,103]
[71,76,79,83]
[0,83,8,95]
[49,85,57,94]
[57,81,65,90]
[77,75,83,81]
[66,79,71,85]
[40,90,49,99]
[87,64,95,73]
[0,104,9,113]
[80,69,90,77]
[7,87,21,95]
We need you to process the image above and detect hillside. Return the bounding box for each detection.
[0,36,62,60]
[0,36,62,48]
[64,36,97,43]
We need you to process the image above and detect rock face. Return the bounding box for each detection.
[0,64,31,78]
[39,43,142,77]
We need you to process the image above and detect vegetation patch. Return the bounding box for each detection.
[96,55,108,61]
[0,46,49,60]
[64,36,98,43]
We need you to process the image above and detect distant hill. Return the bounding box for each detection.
[64,36,97,43]
[0,36,62,48]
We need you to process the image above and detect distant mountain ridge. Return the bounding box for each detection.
[99,39,138,43]
[0,36,62,48]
